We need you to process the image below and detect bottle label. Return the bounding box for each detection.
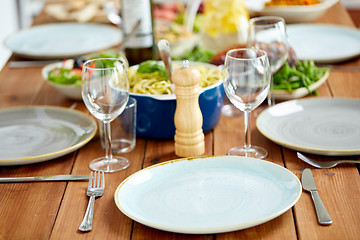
[122,0,153,48]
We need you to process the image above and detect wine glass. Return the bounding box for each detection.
[223,48,271,158]
[82,58,130,172]
[247,16,289,106]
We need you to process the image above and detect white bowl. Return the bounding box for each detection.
[248,0,339,23]
[41,62,82,100]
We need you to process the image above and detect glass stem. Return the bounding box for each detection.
[103,121,113,161]
[268,75,274,106]
[244,110,251,150]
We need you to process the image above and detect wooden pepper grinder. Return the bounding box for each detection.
[173,60,205,157]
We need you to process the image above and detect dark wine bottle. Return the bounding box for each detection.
[120,0,155,66]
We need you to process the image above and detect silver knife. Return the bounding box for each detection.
[0,175,90,183]
[301,168,332,225]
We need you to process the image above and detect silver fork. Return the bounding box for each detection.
[297,152,360,169]
[79,171,105,232]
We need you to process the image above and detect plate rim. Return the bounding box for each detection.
[256,97,360,156]
[4,22,122,59]
[286,23,360,63]
[114,155,302,234]
[0,105,97,165]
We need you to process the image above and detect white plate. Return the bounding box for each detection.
[4,23,122,59]
[257,98,360,156]
[272,71,329,100]
[114,156,301,234]
[246,0,339,23]
[287,24,360,63]
[0,106,97,165]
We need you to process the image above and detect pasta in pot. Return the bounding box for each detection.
[128,64,223,95]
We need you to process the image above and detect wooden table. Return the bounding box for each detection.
[1,2,359,239]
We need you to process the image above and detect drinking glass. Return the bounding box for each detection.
[247,16,289,106]
[223,48,271,158]
[82,58,130,172]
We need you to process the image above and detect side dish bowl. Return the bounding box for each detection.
[41,62,82,100]
[130,61,224,139]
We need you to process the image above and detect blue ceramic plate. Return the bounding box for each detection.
[114,156,301,234]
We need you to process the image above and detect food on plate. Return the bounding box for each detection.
[209,43,298,66]
[47,59,82,86]
[273,60,329,94]
[44,0,118,23]
[46,50,125,86]
[153,1,203,33]
[201,0,249,52]
[173,47,215,63]
[155,21,194,43]
[128,60,222,95]
[265,0,319,6]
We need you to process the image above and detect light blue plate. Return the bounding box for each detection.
[4,23,122,59]
[114,156,301,234]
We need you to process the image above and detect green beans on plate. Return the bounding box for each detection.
[273,60,329,95]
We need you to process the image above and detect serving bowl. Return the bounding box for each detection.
[130,61,224,139]
[41,62,82,100]
[247,0,339,23]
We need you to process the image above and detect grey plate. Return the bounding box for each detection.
[0,106,97,165]
[257,98,360,156]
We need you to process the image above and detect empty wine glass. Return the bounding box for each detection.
[223,48,271,158]
[247,16,289,106]
[82,58,130,172]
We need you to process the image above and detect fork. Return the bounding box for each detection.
[79,171,105,232]
[297,152,360,169]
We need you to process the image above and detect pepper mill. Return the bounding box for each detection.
[173,60,205,157]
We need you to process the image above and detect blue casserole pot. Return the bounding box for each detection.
[130,63,224,139]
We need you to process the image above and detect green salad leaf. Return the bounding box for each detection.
[48,68,81,85]
[173,46,215,63]
[90,51,125,68]
[273,60,329,95]
[137,60,168,80]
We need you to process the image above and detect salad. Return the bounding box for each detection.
[46,51,125,85]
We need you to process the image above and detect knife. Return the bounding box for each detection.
[301,168,332,225]
[0,175,90,183]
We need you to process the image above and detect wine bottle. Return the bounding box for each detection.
[120,0,155,66]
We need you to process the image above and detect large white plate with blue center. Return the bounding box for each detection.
[257,98,360,156]
[114,156,301,234]
[4,23,122,59]
[0,106,97,165]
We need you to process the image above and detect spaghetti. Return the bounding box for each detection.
[128,64,223,95]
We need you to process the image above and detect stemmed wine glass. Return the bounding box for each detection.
[247,16,289,106]
[223,48,271,158]
[82,58,130,172]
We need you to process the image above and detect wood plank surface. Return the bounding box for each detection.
[0,1,359,240]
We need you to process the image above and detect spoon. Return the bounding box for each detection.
[297,152,360,169]
[157,39,173,83]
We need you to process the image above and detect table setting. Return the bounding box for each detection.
[0,0,359,239]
